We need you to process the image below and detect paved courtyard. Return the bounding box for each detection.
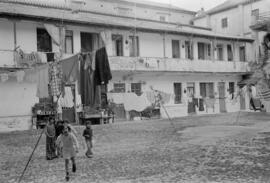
[1,112,270,183]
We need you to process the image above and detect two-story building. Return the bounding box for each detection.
[193,0,270,62]
[0,0,254,130]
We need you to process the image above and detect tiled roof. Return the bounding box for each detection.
[194,0,262,19]
[1,0,69,9]
[102,0,195,14]
[0,1,253,42]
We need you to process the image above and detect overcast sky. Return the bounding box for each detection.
[147,0,227,11]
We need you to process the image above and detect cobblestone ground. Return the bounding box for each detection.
[1,112,270,183]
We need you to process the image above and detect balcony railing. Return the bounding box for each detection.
[0,50,59,68]
[109,56,250,73]
[251,12,270,30]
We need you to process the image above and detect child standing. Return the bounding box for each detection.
[56,124,79,181]
[83,120,93,158]
[55,120,64,157]
[45,117,57,160]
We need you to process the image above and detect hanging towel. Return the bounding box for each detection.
[60,54,79,83]
[37,52,48,63]
[61,87,74,108]
[44,24,63,46]
[36,65,49,98]
[94,47,112,85]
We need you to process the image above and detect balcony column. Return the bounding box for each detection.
[194,82,200,98]
[224,44,228,61]
[193,40,198,60]
[163,32,166,58]
[211,40,215,61]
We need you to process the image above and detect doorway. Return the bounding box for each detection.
[80,32,99,52]
[187,82,196,114]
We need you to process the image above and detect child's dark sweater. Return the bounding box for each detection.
[83,127,93,140]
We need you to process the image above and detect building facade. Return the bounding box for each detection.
[0,0,254,130]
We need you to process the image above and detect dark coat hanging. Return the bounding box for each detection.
[94,47,112,85]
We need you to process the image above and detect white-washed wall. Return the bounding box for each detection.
[109,72,243,119]
[0,81,38,131]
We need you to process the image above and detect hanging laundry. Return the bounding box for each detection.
[49,63,63,97]
[24,68,39,83]
[60,87,74,108]
[37,52,48,63]
[60,54,79,83]
[123,92,151,112]
[44,23,64,46]
[16,49,42,67]
[16,70,25,83]
[94,47,112,85]
[80,53,97,107]
[0,73,9,82]
[36,65,49,98]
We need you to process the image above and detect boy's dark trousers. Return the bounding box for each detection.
[85,139,93,157]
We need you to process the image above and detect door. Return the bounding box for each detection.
[187,82,196,114]
[218,82,227,113]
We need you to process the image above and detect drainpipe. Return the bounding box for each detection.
[13,21,17,66]
[163,32,166,58]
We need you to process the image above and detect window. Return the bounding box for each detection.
[160,16,166,22]
[113,83,125,93]
[239,46,246,62]
[112,34,123,56]
[131,83,142,96]
[174,83,182,104]
[185,41,193,59]
[251,9,259,20]
[227,44,233,61]
[129,36,139,57]
[198,42,205,60]
[217,44,224,61]
[198,42,211,60]
[37,28,52,52]
[172,40,180,58]
[65,30,73,54]
[200,83,214,98]
[221,18,228,28]
[229,82,235,99]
